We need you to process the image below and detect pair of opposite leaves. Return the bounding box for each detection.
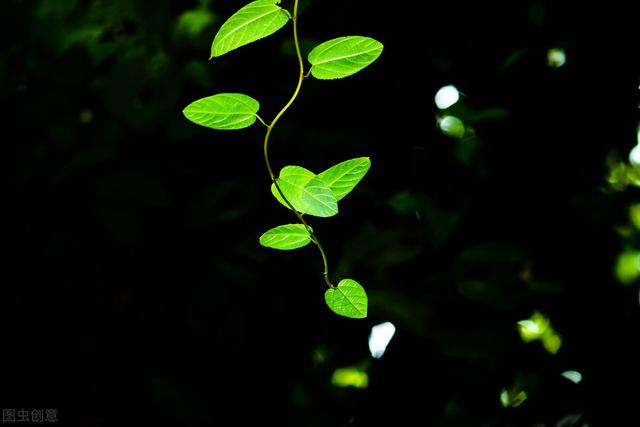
[260,156,372,250]
[182,0,383,319]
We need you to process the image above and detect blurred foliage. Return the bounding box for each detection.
[2,0,639,426]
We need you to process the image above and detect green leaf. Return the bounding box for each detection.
[176,9,215,39]
[259,224,312,250]
[271,165,314,208]
[308,36,383,80]
[211,0,291,58]
[325,279,368,319]
[299,176,338,217]
[271,166,338,217]
[183,93,259,130]
[317,157,371,201]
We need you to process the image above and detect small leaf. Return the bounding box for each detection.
[211,0,291,58]
[183,93,259,130]
[271,166,338,217]
[325,279,368,319]
[259,224,312,250]
[308,36,383,80]
[317,157,371,201]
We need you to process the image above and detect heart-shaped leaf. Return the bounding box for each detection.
[317,157,371,201]
[183,93,260,130]
[259,224,312,250]
[324,279,368,319]
[308,36,383,80]
[211,0,291,58]
[271,166,338,217]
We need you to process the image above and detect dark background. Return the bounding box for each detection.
[2,0,639,425]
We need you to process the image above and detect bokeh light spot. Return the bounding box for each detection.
[615,251,640,284]
[500,388,527,408]
[629,204,640,230]
[517,312,549,342]
[542,331,562,354]
[517,311,562,354]
[368,321,396,359]
[331,367,369,389]
[435,85,460,109]
[629,145,640,166]
[561,370,583,384]
[547,48,566,68]
[439,115,465,138]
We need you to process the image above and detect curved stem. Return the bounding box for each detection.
[312,237,335,288]
[263,0,335,288]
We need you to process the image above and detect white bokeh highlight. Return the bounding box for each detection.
[561,370,583,384]
[368,322,396,359]
[629,144,640,165]
[434,85,460,109]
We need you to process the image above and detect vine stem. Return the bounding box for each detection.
[263,0,335,289]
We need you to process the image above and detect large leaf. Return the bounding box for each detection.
[271,166,338,217]
[259,224,312,250]
[211,0,291,58]
[308,36,383,80]
[317,157,371,201]
[183,93,259,130]
[325,279,368,319]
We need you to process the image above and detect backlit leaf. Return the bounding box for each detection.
[271,165,314,208]
[259,224,312,250]
[271,166,338,217]
[299,176,338,217]
[211,0,291,58]
[308,36,383,80]
[182,93,259,130]
[317,157,371,201]
[325,278,368,319]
